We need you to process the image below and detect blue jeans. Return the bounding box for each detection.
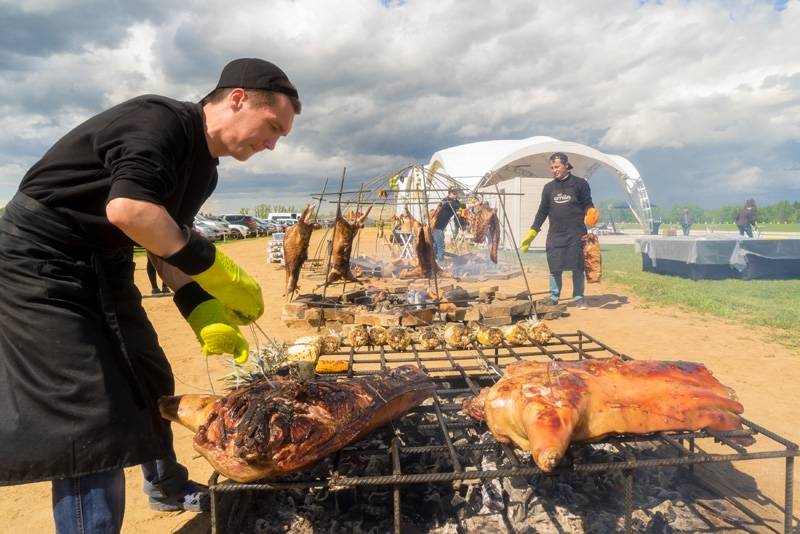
[549,270,585,303]
[53,470,125,534]
[432,228,445,262]
[737,224,753,238]
[52,458,189,533]
[682,224,690,236]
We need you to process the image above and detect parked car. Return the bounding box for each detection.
[193,219,223,241]
[220,214,263,237]
[197,215,235,240]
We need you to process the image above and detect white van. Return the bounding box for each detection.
[268,212,300,222]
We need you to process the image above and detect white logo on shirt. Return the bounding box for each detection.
[553,193,572,204]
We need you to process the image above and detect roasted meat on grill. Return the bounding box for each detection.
[470,204,500,263]
[475,324,503,347]
[283,204,321,296]
[160,366,434,482]
[326,205,372,285]
[444,323,473,349]
[400,208,443,279]
[463,358,745,472]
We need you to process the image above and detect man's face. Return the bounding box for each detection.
[550,159,569,179]
[223,91,295,161]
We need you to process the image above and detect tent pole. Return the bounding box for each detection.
[493,181,537,319]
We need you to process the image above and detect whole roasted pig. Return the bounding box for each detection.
[326,205,372,285]
[283,204,321,296]
[463,358,745,472]
[160,365,434,482]
[470,204,500,263]
[400,207,443,279]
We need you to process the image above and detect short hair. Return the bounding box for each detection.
[201,84,302,114]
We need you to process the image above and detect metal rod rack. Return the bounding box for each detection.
[209,330,798,534]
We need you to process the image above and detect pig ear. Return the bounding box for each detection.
[357,205,373,223]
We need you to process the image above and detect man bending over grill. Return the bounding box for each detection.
[0,58,300,532]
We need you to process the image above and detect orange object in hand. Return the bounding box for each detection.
[584,207,600,226]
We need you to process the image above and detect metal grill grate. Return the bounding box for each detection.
[209,330,798,533]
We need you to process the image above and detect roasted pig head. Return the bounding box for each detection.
[464,358,745,472]
[470,204,500,263]
[160,365,434,482]
[326,205,372,285]
[283,204,320,296]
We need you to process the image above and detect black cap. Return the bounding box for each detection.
[549,152,573,170]
[448,186,460,194]
[207,58,300,110]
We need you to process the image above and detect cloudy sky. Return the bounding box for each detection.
[1,0,798,214]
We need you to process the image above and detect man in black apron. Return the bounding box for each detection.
[0,58,301,533]
[520,153,595,309]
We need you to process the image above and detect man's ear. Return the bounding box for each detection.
[228,88,246,110]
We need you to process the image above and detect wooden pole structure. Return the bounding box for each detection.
[493,181,537,318]
[319,168,346,329]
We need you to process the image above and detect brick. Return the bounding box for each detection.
[478,302,515,319]
[342,289,367,303]
[282,317,311,328]
[438,302,457,313]
[509,301,532,317]
[323,308,355,323]
[478,288,496,301]
[464,307,481,322]
[480,316,513,327]
[401,308,436,326]
[304,308,324,327]
[495,290,530,301]
[282,303,308,319]
[446,308,467,322]
[354,313,401,327]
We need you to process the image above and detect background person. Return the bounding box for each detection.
[0,58,300,533]
[735,199,758,238]
[431,187,464,262]
[520,152,597,310]
[146,256,171,295]
[681,208,692,236]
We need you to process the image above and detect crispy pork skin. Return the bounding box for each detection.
[326,205,372,285]
[283,204,320,295]
[463,358,744,472]
[160,365,434,482]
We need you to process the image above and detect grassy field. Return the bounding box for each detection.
[509,244,800,349]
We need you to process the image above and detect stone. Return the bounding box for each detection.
[282,317,311,328]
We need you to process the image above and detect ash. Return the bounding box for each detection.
[218,411,756,534]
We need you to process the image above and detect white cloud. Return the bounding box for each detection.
[1,0,799,208]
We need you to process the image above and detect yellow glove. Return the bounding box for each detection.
[162,230,264,324]
[520,229,538,252]
[187,299,249,364]
[584,207,600,226]
[192,248,263,324]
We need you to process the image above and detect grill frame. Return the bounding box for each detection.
[208,330,798,533]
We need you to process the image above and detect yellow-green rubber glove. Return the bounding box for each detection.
[520,229,538,252]
[192,248,264,324]
[187,299,249,364]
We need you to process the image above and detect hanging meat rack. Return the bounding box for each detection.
[208,330,798,533]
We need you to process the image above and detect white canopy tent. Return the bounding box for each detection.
[428,136,653,247]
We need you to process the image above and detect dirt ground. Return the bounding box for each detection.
[1,228,797,533]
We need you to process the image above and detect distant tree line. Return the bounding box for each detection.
[597,198,800,225]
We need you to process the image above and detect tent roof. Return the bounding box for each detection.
[428,136,653,230]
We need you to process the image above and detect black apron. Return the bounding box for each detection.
[0,192,174,485]
[545,178,587,273]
